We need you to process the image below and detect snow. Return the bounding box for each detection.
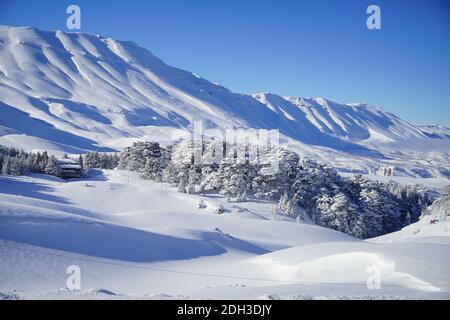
[0,25,449,300]
[0,26,448,183]
[1,171,449,299]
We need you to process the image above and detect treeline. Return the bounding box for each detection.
[82,151,119,170]
[117,141,432,239]
[0,147,60,176]
[0,142,434,239]
[0,148,118,177]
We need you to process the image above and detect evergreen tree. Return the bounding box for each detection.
[114,139,434,239]
[78,155,84,171]
[45,155,60,177]
[1,156,11,175]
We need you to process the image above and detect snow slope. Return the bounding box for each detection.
[0,171,448,299]
[0,25,361,153]
[371,195,450,243]
[0,26,449,181]
[253,94,426,144]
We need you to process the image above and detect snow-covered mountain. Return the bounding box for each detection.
[0,26,449,177]
[253,93,427,144]
[418,125,450,139]
[1,26,449,300]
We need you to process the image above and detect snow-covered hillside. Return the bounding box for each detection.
[0,171,448,299]
[0,25,449,299]
[253,94,426,144]
[0,26,449,181]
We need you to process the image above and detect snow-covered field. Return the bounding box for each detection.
[1,170,449,300]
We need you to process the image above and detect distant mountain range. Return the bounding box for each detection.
[0,26,449,179]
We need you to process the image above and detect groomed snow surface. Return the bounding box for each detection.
[0,170,449,300]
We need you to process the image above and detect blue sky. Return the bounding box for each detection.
[1,0,449,125]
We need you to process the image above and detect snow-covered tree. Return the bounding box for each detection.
[119,142,168,180]
[421,194,450,220]
[45,155,60,177]
[83,152,119,170]
[113,140,435,239]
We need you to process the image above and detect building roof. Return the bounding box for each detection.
[58,158,78,164]
[59,164,82,170]
[58,158,81,170]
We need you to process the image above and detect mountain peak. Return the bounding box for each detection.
[0,26,446,159]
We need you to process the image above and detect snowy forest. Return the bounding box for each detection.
[0,147,118,177]
[117,141,433,239]
[0,147,61,176]
[0,142,434,239]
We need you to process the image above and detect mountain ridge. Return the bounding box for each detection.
[0,25,449,179]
